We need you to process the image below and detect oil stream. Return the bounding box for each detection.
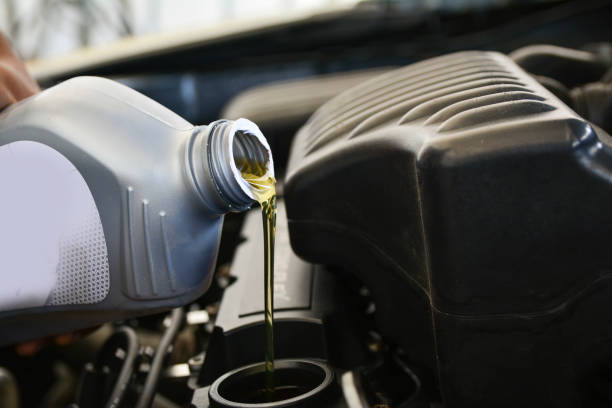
[236,157,277,397]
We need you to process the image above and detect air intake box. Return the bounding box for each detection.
[284,51,612,407]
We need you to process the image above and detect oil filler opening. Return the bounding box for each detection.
[187,118,274,214]
[229,118,275,201]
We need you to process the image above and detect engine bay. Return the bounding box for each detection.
[2,1,612,407]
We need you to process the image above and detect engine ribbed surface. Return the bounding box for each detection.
[302,51,559,153]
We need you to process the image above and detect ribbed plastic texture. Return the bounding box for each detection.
[302,51,557,153]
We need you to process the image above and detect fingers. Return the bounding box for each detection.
[0,62,39,100]
[0,32,40,110]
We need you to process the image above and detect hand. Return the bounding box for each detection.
[0,33,39,109]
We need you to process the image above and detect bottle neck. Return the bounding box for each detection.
[186,118,274,214]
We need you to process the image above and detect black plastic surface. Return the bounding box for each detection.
[284,50,612,407]
[510,44,609,87]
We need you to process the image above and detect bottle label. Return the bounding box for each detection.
[0,141,110,311]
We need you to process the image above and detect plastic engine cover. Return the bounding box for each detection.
[284,51,612,407]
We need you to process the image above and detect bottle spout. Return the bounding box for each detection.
[186,118,274,214]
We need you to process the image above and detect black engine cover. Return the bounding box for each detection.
[284,51,612,407]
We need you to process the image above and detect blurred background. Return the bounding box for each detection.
[1,0,360,60]
[0,0,364,59]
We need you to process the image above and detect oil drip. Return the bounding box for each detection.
[235,157,277,397]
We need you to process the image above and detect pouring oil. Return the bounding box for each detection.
[236,157,277,397]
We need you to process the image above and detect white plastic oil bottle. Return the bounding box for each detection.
[0,76,274,345]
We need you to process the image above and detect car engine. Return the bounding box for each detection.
[2,1,612,407]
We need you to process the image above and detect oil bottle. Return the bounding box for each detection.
[0,76,274,345]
